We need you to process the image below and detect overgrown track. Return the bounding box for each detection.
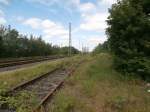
[0,56,64,68]
[4,62,81,112]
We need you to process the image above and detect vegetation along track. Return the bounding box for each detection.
[0,56,64,68]
[1,61,82,112]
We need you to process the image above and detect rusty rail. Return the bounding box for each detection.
[34,62,82,112]
[8,67,60,94]
[3,61,83,112]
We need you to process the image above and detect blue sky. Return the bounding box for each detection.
[0,0,116,51]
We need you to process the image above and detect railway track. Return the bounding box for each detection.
[0,56,64,68]
[0,56,43,63]
[0,62,81,112]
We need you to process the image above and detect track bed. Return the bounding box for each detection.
[0,63,80,112]
[13,68,68,101]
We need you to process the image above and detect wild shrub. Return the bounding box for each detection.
[107,0,150,81]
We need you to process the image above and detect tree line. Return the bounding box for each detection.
[94,0,150,81]
[0,25,79,58]
[92,41,109,54]
[108,0,150,81]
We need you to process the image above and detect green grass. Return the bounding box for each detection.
[48,53,150,112]
[0,56,83,90]
[0,55,87,112]
[0,91,38,112]
[0,59,63,91]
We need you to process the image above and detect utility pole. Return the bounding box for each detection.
[68,22,72,56]
[79,40,81,55]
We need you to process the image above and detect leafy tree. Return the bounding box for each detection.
[52,46,79,55]
[0,25,79,58]
[0,35,3,57]
[107,0,150,80]
[93,41,109,54]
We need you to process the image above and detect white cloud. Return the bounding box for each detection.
[0,0,10,5]
[10,0,115,50]
[26,0,80,16]
[0,17,6,24]
[80,12,108,31]
[88,36,106,45]
[23,18,42,29]
[74,1,109,50]
[26,0,56,6]
[23,18,68,40]
[25,0,108,33]
[27,0,80,8]
[100,0,117,5]
[79,2,96,13]
[87,35,107,51]
[0,9,6,24]
[16,16,25,22]
[73,1,110,49]
[0,10,4,16]
[78,1,109,32]
[41,19,56,29]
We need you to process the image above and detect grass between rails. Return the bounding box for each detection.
[0,55,87,112]
[48,53,150,112]
[0,56,84,90]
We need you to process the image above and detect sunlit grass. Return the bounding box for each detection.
[0,55,87,112]
[48,53,150,112]
[0,56,83,90]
